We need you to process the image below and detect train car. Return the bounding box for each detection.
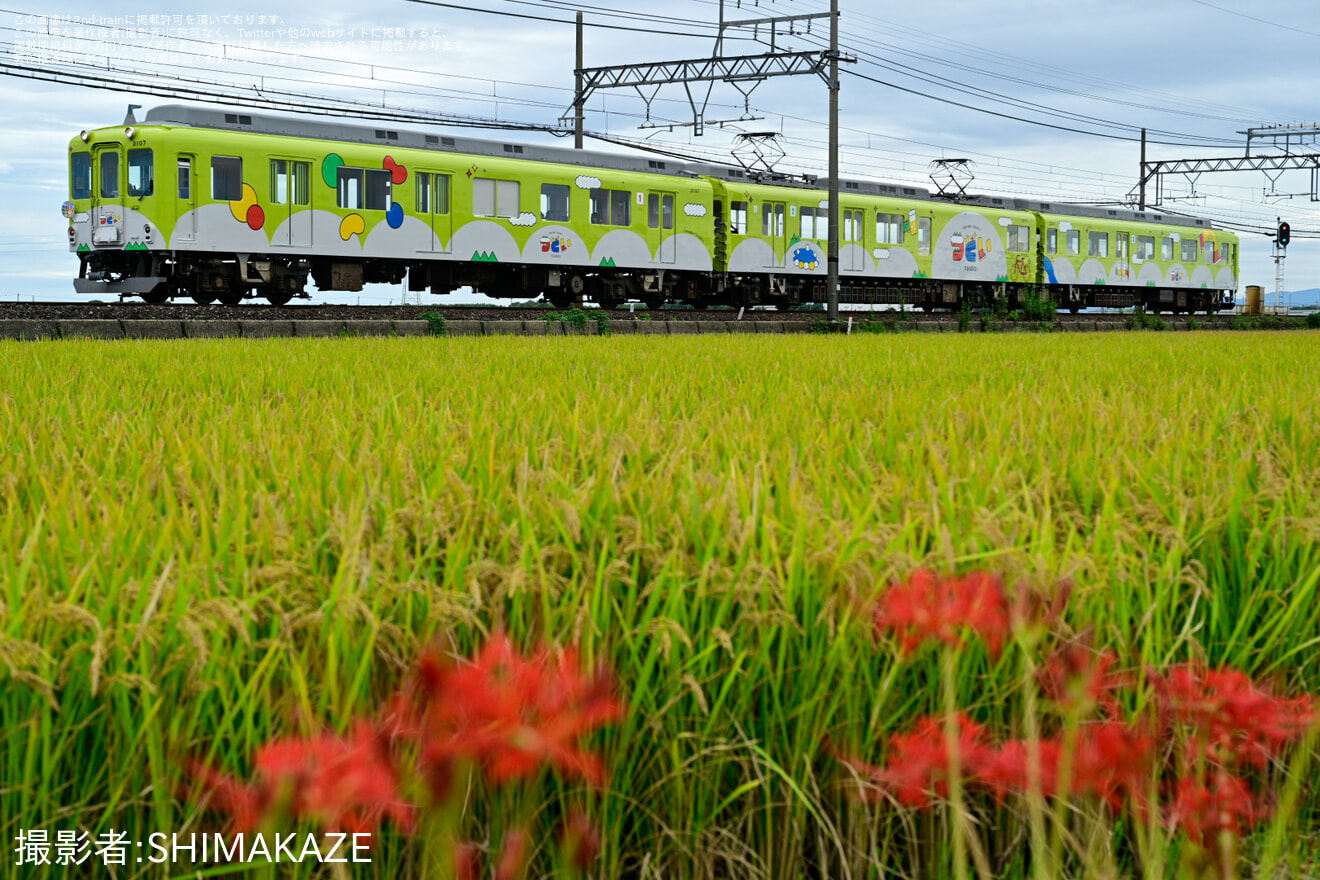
[67,105,717,306]
[960,196,1237,313]
[64,105,1237,313]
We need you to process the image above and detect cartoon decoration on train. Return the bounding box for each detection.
[791,245,820,270]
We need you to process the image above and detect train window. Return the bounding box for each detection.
[291,162,309,206]
[177,158,190,200]
[474,178,521,219]
[613,190,631,226]
[1007,225,1030,253]
[846,209,865,242]
[760,203,785,237]
[730,201,748,235]
[648,193,661,229]
[876,213,903,245]
[364,169,392,211]
[71,152,91,200]
[800,206,817,240]
[1180,239,1198,262]
[1046,228,1057,254]
[1116,232,1129,260]
[589,188,630,226]
[418,174,451,215]
[662,194,674,230]
[337,167,363,210]
[100,151,120,199]
[417,174,431,213]
[1137,236,1155,260]
[271,160,289,204]
[1088,232,1108,258]
[127,149,153,197]
[1066,230,1080,256]
[541,183,570,222]
[918,217,931,255]
[270,160,310,206]
[1161,237,1174,260]
[211,156,241,201]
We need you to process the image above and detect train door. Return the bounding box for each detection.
[763,201,786,267]
[418,172,452,253]
[648,191,676,263]
[91,143,123,247]
[175,154,196,244]
[270,158,312,247]
[844,207,865,271]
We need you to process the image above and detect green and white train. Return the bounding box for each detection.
[66,105,1239,312]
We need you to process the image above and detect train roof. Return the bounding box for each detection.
[139,105,935,199]
[139,105,1218,232]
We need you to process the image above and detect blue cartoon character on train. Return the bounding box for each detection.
[791,245,820,270]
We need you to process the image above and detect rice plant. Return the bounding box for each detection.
[2,333,1319,878]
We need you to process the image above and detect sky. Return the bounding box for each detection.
[3,0,1319,306]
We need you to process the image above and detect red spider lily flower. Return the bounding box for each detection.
[843,714,994,807]
[1152,665,1316,767]
[254,720,415,835]
[1169,770,1266,846]
[493,827,531,880]
[1040,643,1132,718]
[561,807,603,872]
[975,737,1064,802]
[185,760,267,834]
[1070,719,1157,813]
[411,633,623,794]
[873,570,1011,657]
[191,721,415,836]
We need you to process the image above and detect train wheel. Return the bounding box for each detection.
[644,297,666,311]
[216,290,244,306]
[191,293,216,305]
[547,291,574,309]
[265,290,293,306]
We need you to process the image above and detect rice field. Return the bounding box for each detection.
[2,332,1320,879]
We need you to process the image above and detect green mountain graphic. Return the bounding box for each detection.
[599,257,616,268]
[471,251,499,263]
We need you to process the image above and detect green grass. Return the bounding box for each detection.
[2,333,1319,878]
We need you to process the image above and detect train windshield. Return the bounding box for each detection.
[71,152,91,200]
[127,149,154,197]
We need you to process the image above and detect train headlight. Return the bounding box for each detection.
[143,224,151,236]
[67,227,76,240]
[124,126,135,139]
[79,130,90,142]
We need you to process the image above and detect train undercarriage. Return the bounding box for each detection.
[75,250,1235,315]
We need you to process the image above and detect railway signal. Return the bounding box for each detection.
[1278,221,1291,248]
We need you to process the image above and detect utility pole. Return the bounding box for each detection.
[563,2,853,311]
[574,11,584,150]
[1138,127,1146,211]
[826,0,840,325]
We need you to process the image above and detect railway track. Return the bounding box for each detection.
[0,301,1248,325]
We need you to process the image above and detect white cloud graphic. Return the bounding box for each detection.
[684,204,707,217]
[575,176,601,189]
[509,212,537,227]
